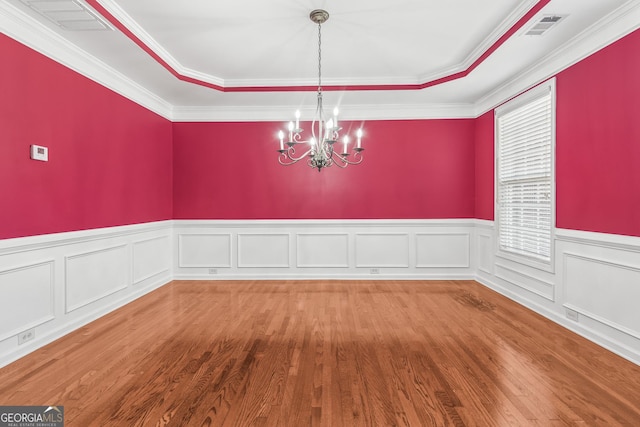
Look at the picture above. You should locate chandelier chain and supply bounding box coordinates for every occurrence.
[317,22,322,92]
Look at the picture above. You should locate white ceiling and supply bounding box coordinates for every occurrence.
[2,0,639,120]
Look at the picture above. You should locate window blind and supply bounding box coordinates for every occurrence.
[497,91,552,261]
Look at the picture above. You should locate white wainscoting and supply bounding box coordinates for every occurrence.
[178,234,232,268]
[65,244,129,313]
[476,221,640,365]
[416,233,470,268]
[355,233,410,268]
[3,218,640,368]
[237,233,290,268]
[173,220,477,280]
[0,260,54,342]
[133,236,171,285]
[296,233,349,268]
[0,221,172,368]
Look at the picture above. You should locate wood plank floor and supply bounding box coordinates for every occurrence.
[1,280,639,426]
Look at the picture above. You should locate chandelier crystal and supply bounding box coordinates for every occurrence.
[277,9,364,172]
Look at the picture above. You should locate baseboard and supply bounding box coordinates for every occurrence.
[475,274,640,366]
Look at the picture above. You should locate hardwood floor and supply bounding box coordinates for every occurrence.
[1,280,639,426]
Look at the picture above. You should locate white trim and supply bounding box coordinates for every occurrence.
[295,233,350,269]
[172,273,477,281]
[475,0,640,116]
[171,103,477,123]
[562,251,640,340]
[475,274,640,366]
[494,77,556,273]
[0,272,168,368]
[2,219,640,368]
[132,235,171,285]
[494,261,554,301]
[64,244,129,313]
[0,220,172,254]
[564,303,640,342]
[415,232,471,268]
[172,218,474,228]
[177,233,232,268]
[473,219,495,229]
[556,228,640,252]
[450,0,541,78]
[0,260,55,342]
[237,233,291,268]
[477,234,493,275]
[0,1,173,119]
[3,0,640,124]
[354,232,410,268]
[0,221,172,368]
[2,0,638,123]
[79,0,540,93]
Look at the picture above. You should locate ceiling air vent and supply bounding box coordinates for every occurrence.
[525,14,567,36]
[20,0,112,31]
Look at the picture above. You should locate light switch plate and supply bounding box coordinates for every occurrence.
[30,145,48,161]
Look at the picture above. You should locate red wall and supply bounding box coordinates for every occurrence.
[173,120,476,219]
[7,25,639,237]
[0,34,173,239]
[472,29,640,236]
[474,111,494,220]
[556,29,640,237]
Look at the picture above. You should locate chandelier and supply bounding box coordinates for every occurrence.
[277,9,364,172]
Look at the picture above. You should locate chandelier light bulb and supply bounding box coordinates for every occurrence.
[278,130,285,150]
[295,110,300,129]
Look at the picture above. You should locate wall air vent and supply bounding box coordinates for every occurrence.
[525,14,567,36]
[20,0,112,31]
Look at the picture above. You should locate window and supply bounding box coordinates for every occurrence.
[496,79,555,266]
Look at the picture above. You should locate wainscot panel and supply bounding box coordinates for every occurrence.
[296,233,349,268]
[416,233,470,268]
[0,221,172,368]
[0,261,54,342]
[173,220,477,280]
[476,222,640,365]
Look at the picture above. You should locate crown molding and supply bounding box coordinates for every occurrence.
[474,0,640,116]
[218,0,540,91]
[3,0,639,123]
[93,0,226,89]
[170,103,477,122]
[434,0,541,82]
[90,0,549,93]
[0,0,173,120]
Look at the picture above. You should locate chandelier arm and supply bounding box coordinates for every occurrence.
[332,150,365,167]
[280,145,312,164]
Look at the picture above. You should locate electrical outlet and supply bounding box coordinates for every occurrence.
[369,268,380,275]
[18,328,35,345]
[566,308,579,322]
[208,268,217,274]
